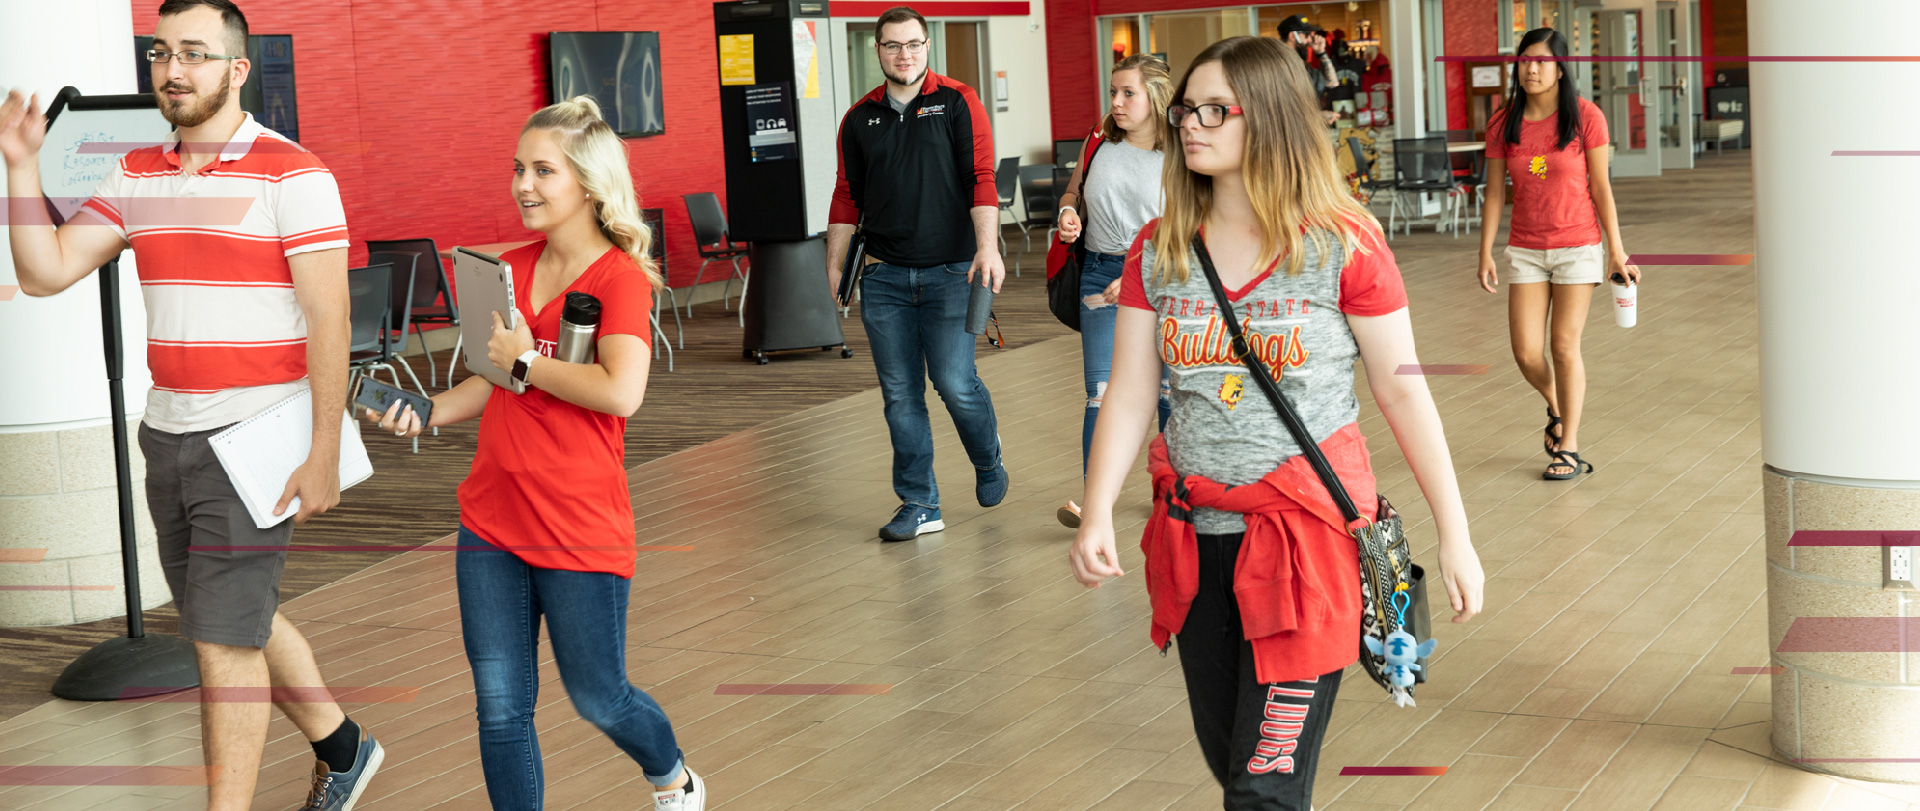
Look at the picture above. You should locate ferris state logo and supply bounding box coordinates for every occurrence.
[1157,302,1311,410]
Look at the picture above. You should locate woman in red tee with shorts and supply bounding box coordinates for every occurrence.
[1476,27,1642,480]
[365,97,704,811]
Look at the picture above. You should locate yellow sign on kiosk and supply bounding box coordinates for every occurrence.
[719,34,756,86]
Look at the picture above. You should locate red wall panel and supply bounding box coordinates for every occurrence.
[131,0,728,289]
[1442,0,1496,132]
[1044,0,1100,143]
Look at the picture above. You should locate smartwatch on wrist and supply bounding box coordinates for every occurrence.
[510,350,540,386]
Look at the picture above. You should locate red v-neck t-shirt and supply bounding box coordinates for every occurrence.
[1484,96,1610,250]
[457,241,655,577]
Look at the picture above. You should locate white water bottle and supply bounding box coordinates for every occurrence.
[1609,272,1637,328]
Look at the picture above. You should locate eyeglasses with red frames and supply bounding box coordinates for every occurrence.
[1167,104,1244,128]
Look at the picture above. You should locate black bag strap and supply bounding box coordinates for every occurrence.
[1190,235,1363,526]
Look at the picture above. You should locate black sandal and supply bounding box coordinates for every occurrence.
[1544,449,1593,480]
[1543,407,1563,456]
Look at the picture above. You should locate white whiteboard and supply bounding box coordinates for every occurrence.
[40,102,173,223]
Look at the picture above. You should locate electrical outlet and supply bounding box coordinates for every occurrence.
[1885,546,1919,590]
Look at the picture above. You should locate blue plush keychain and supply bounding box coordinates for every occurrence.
[1363,586,1438,707]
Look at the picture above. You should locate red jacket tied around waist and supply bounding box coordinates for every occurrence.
[1142,424,1376,684]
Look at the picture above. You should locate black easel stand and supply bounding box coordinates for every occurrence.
[49,260,199,701]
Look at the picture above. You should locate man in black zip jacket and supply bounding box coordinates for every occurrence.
[825,5,1009,542]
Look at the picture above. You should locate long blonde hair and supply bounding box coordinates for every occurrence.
[1151,37,1377,284]
[523,96,662,289]
[1098,54,1173,150]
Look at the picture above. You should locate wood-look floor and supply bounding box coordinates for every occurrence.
[10,153,1900,811]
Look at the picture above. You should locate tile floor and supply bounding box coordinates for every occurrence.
[6,157,1911,810]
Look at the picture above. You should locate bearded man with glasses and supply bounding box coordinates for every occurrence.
[825,5,1010,542]
[1,1,382,808]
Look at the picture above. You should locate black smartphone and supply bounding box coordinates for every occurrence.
[354,377,433,428]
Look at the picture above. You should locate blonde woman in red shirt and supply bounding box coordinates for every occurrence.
[1069,37,1483,809]
[1476,27,1641,480]
[365,97,703,811]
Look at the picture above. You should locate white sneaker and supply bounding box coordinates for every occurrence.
[652,767,705,811]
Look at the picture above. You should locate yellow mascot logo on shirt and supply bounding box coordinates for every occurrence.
[1219,373,1245,410]
[1529,156,1548,179]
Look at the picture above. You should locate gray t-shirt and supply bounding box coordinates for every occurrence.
[886,92,909,115]
[1082,139,1165,255]
[1127,222,1405,533]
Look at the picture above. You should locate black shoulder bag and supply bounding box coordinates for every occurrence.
[1045,136,1103,331]
[1190,236,1434,705]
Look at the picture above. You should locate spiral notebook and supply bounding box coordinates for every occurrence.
[207,389,374,529]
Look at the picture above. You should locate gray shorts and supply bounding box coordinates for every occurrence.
[138,423,291,648]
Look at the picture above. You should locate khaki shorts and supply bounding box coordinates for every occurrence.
[138,423,293,648]
[1506,243,1604,285]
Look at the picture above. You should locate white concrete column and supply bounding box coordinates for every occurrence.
[1751,0,1920,784]
[0,0,169,626]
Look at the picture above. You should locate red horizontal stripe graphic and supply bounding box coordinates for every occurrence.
[1833,151,1920,157]
[1396,364,1489,376]
[120,686,420,703]
[77,140,332,154]
[1775,617,1920,653]
[714,684,893,696]
[1339,766,1449,776]
[830,2,1028,16]
[148,341,305,392]
[0,549,48,563]
[1794,758,1920,763]
[1730,666,1785,675]
[189,545,694,552]
[1788,530,1920,547]
[1626,254,1752,265]
[0,766,216,786]
[1439,55,1920,63]
[0,585,116,591]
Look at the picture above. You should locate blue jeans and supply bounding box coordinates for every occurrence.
[1079,252,1171,472]
[859,261,1002,509]
[457,525,683,810]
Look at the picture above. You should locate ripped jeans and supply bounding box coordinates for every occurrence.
[1080,251,1171,472]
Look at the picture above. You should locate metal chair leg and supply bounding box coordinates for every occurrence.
[736,261,749,328]
[448,332,463,391]
[721,256,744,312]
[686,258,714,318]
[412,322,436,387]
[650,310,674,372]
[655,284,685,349]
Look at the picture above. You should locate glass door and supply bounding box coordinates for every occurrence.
[1592,3,1659,177]
[1655,0,1694,169]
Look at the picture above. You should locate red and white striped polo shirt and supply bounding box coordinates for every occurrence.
[78,113,348,433]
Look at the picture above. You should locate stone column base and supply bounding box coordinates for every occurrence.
[1764,465,1920,784]
[0,423,169,627]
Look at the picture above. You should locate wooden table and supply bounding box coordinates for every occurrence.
[1448,141,1485,153]
[436,240,535,260]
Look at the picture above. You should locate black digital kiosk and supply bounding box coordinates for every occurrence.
[714,0,851,364]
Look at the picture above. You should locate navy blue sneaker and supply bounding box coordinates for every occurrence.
[879,504,944,542]
[976,461,1009,508]
[301,729,384,810]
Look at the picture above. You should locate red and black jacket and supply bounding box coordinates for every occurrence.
[828,72,999,268]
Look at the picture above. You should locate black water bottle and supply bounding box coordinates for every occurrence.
[965,279,994,336]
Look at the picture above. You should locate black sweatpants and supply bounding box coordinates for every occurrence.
[1175,532,1343,810]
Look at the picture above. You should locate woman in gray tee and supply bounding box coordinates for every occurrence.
[1054,54,1173,528]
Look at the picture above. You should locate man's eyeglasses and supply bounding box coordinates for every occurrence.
[1167,104,1245,128]
[145,49,240,66]
[877,40,927,56]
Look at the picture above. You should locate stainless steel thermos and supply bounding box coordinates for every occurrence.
[556,292,601,364]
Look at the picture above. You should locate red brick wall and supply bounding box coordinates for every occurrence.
[131,0,726,288]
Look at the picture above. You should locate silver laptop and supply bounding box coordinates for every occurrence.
[452,247,526,394]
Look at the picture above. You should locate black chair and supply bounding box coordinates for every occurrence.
[1015,164,1056,262]
[346,263,420,453]
[681,192,749,325]
[993,156,1018,259]
[1451,150,1487,234]
[1388,137,1458,237]
[364,251,431,398]
[365,238,458,388]
[1348,136,1396,204]
[1053,138,1081,169]
[640,207,675,371]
